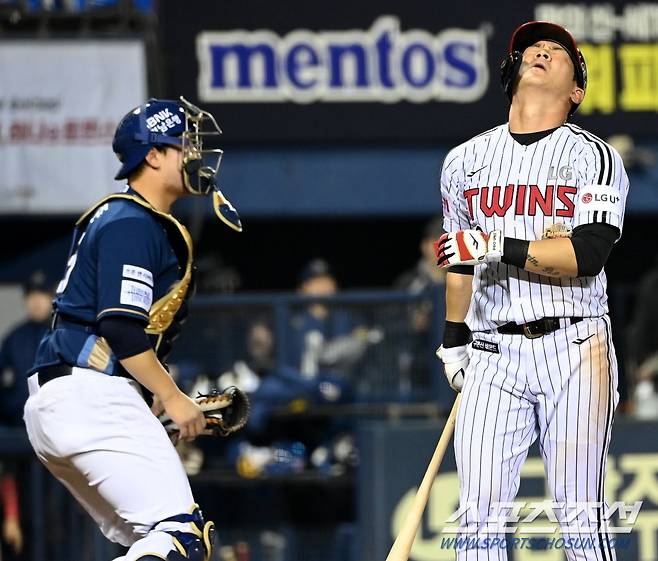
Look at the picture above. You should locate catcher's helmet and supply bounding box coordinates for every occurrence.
[112,97,242,232]
[113,98,186,181]
[500,21,587,116]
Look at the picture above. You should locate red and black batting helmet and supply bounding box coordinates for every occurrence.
[500,21,587,116]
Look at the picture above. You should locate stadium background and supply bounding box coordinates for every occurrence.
[0,0,657,560]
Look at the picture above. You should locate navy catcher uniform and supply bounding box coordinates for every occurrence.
[435,22,629,560]
[23,97,241,561]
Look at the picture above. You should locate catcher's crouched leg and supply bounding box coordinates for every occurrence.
[126,504,216,561]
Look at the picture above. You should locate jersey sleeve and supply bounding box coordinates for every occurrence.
[96,217,162,323]
[440,148,472,233]
[573,141,629,238]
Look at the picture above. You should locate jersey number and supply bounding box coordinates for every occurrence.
[56,253,78,295]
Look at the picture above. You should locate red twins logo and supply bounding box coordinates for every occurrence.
[462,184,577,218]
[582,193,593,204]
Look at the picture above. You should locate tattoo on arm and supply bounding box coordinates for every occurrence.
[526,254,561,277]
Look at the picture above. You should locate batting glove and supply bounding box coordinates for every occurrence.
[434,229,504,268]
[436,344,469,392]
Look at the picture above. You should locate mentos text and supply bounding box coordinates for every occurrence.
[196,16,489,103]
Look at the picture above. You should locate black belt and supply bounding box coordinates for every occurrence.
[37,364,133,387]
[37,364,74,387]
[497,317,583,338]
[51,312,95,333]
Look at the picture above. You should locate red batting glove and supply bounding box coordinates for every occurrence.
[434,229,504,268]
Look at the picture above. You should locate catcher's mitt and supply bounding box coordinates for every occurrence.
[160,386,250,437]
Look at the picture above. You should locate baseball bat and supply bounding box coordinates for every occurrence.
[385,393,462,561]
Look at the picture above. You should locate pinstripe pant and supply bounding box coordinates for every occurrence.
[455,316,618,560]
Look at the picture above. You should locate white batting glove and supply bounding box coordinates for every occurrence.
[436,344,469,392]
[434,229,504,268]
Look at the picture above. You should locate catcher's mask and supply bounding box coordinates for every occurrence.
[500,21,587,117]
[112,96,242,232]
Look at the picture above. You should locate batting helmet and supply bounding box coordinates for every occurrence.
[112,97,242,232]
[500,21,587,116]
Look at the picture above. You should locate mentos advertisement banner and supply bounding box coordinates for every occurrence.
[160,0,658,142]
[195,17,489,105]
[0,41,146,213]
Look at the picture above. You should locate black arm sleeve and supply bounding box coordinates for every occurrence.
[570,223,619,277]
[97,316,152,360]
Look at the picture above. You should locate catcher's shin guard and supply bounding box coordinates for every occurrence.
[154,504,216,561]
[134,551,206,561]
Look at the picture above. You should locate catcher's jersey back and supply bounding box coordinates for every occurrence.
[29,189,181,376]
[440,123,629,332]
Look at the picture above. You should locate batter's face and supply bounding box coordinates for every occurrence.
[517,40,584,106]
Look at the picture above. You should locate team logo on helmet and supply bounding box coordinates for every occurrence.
[145,108,183,134]
[112,97,242,232]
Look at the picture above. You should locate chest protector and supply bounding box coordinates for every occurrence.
[76,194,194,361]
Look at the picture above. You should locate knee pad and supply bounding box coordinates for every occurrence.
[150,504,216,561]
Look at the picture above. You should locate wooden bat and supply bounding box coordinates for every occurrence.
[385,394,462,561]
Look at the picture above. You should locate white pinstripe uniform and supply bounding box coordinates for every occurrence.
[441,122,629,560]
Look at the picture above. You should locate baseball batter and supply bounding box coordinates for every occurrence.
[435,21,629,560]
[23,97,242,561]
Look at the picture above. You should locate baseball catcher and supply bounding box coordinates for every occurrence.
[24,97,246,561]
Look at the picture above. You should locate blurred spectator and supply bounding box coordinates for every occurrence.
[395,219,446,396]
[288,259,381,377]
[0,271,53,426]
[395,217,446,296]
[215,320,347,435]
[607,134,656,175]
[0,468,22,560]
[0,272,49,557]
[627,261,658,419]
[395,217,446,331]
[188,320,349,476]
